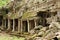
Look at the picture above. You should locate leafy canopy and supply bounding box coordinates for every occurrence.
[0,0,10,7]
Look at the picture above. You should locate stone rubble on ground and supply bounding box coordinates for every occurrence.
[29,21,60,40]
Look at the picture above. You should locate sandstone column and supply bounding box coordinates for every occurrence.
[27,19,29,32]
[34,19,37,28]
[7,19,10,30]
[18,19,20,32]
[21,19,22,32]
[5,19,6,28]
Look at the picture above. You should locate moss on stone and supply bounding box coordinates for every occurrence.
[8,13,20,19]
[22,12,37,19]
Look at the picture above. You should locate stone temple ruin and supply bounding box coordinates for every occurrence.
[0,0,60,39]
[0,0,60,32]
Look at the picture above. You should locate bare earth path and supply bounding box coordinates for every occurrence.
[0,32,25,40]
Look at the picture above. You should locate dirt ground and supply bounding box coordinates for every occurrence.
[0,32,25,40]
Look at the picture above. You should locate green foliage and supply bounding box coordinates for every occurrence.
[2,11,7,17]
[0,0,10,7]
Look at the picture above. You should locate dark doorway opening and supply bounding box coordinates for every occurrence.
[53,37,58,40]
[0,16,3,26]
[37,11,50,27]
[15,19,18,31]
[10,20,13,31]
[29,20,35,30]
[23,21,28,32]
[6,19,8,29]
[37,11,51,18]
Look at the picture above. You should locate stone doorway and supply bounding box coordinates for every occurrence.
[23,21,28,32]
[29,20,35,30]
[15,19,18,31]
[6,19,8,29]
[0,16,3,26]
[10,19,13,31]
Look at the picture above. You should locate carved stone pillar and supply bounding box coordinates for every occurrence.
[27,20,29,32]
[18,19,20,32]
[21,19,22,32]
[7,19,10,30]
[34,19,37,28]
[5,19,6,28]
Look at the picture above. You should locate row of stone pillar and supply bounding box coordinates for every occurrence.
[6,19,23,32]
[17,19,37,32]
[2,18,37,32]
[2,19,18,32]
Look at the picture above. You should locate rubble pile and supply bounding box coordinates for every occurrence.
[28,21,60,40]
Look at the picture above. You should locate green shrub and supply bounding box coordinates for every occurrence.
[0,0,10,7]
